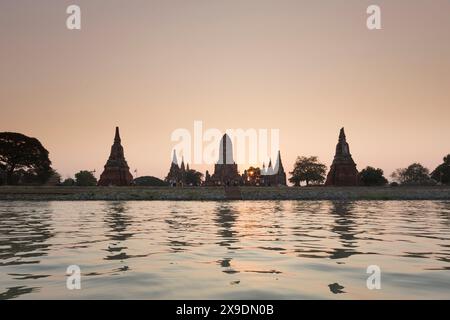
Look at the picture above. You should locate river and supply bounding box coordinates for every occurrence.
[0,201,449,299]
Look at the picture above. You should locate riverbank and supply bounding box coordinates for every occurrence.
[0,186,450,201]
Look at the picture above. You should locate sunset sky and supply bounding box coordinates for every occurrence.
[1,0,449,181]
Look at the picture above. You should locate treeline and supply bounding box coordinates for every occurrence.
[60,172,168,187]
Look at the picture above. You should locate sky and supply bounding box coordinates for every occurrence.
[1,0,449,181]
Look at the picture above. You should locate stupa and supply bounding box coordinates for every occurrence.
[325,128,360,186]
[205,134,242,186]
[98,127,134,186]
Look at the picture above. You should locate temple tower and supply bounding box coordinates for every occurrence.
[274,150,287,186]
[205,134,242,186]
[98,127,134,186]
[325,128,360,186]
[165,150,186,186]
[261,151,287,186]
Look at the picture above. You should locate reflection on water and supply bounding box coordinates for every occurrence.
[330,202,359,260]
[214,203,239,275]
[214,202,238,247]
[104,202,133,262]
[0,203,53,299]
[103,202,135,279]
[0,200,449,299]
[0,204,54,266]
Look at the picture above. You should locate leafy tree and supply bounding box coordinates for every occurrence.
[45,169,62,186]
[289,156,327,186]
[244,166,261,185]
[134,176,168,186]
[185,169,203,186]
[431,154,450,185]
[360,166,388,186]
[0,132,52,185]
[391,163,434,185]
[74,170,97,186]
[61,178,76,186]
[0,168,5,185]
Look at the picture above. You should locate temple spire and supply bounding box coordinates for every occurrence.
[180,156,185,172]
[218,134,234,165]
[172,150,178,165]
[339,127,346,142]
[325,127,359,186]
[260,151,287,185]
[267,158,274,175]
[98,126,133,186]
[275,150,284,173]
[205,133,242,186]
[114,126,121,143]
[165,151,185,186]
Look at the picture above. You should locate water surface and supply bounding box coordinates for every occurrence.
[0,201,449,299]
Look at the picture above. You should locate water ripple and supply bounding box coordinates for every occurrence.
[0,200,449,299]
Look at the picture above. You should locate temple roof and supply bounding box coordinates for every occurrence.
[114,126,121,143]
[339,127,346,142]
[262,151,284,175]
[180,156,185,171]
[275,150,284,173]
[172,150,178,165]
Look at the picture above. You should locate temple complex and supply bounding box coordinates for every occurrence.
[205,134,242,186]
[260,151,287,186]
[325,128,360,186]
[98,127,134,186]
[165,150,186,186]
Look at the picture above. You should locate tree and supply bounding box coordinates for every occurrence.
[360,166,388,186]
[0,168,5,185]
[185,169,203,186]
[431,154,450,185]
[0,132,52,185]
[244,166,261,186]
[46,169,62,186]
[74,170,97,186]
[391,163,434,185]
[61,178,76,186]
[134,176,168,186]
[289,156,327,186]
